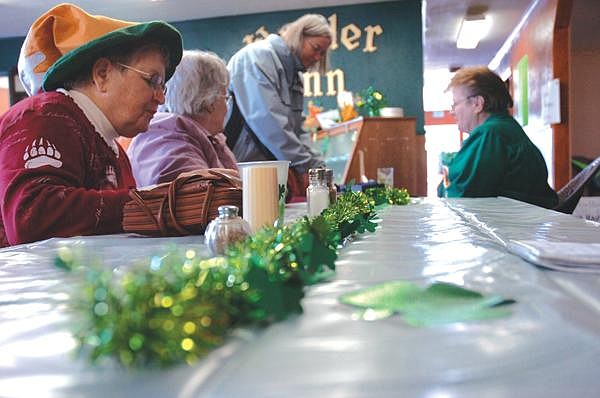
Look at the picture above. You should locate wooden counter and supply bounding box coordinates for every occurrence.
[317,116,426,196]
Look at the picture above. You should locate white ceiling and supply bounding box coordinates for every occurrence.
[0,0,533,73]
[423,0,533,71]
[0,0,392,38]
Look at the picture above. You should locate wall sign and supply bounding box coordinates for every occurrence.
[514,55,529,126]
[174,0,424,133]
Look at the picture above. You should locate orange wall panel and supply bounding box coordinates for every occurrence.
[0,87,9,114]
[424,110,455,126]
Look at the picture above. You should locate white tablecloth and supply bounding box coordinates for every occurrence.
[1,197,599,398]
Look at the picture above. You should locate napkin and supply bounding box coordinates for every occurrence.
[507,240,600,273]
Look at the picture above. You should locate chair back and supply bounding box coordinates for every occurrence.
[554,155,600,213]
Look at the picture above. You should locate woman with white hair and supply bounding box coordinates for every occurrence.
[128,50,237,187]
[225,14,332,197]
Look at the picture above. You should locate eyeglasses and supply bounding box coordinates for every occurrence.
[306,40,328,57]
[451,95,477,110]
[118,63,166,94]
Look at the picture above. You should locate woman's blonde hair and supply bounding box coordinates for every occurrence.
[279,14,332,74]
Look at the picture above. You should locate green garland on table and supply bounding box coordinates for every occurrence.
[56,187,410,368]
[365,186,410,206]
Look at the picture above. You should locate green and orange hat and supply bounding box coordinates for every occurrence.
[18,3,183,96]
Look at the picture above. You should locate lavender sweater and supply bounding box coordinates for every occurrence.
[128,112,238,187]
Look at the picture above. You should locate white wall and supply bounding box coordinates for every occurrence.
[424,124,461,197]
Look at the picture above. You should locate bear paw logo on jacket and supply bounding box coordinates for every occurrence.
[23,138,62,169]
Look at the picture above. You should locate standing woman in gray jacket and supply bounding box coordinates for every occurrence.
[226,14,332,197]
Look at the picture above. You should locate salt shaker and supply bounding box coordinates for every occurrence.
[307,168,330,217]
[323,168,337,204]
[204,205,251,256]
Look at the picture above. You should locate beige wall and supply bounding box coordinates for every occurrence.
[570,0,600,161]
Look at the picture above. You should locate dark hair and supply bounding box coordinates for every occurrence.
[448,66,513,113]
[63,39,170,90]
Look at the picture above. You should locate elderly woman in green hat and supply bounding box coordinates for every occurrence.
[0,3,183,247]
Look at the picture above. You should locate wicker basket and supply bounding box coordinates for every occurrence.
[122,168,242,236]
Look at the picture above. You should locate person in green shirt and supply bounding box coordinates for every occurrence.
[438,66,558,208]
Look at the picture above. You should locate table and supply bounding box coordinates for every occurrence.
[1,198,599,397]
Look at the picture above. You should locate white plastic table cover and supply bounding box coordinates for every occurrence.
[1,197,599,398]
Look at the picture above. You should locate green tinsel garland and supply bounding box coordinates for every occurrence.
[56,187,410,368]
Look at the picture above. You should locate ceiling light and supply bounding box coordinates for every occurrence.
[456,14,491,49]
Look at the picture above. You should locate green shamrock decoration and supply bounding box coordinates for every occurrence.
[340,281,515,327]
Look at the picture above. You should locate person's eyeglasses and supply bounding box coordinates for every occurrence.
[306,40,328,57]
[118,63,166,94]
[451,95,477,110]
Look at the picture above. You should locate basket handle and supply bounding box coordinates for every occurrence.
[129,170,233,236]
[128,189,162,233]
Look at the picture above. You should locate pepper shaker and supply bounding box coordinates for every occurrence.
[205,205,251,256]
[323,168,337,204]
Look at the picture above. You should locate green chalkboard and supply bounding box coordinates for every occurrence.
[0,37,23,77]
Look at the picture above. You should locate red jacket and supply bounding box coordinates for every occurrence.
[0,92,135,247]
